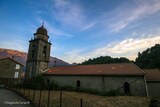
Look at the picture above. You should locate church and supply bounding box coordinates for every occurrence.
[25,25,160,97]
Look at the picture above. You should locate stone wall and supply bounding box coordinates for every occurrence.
[0,58,23,78]
[147,81,160,97]
[103,76,147,96]
[44,75,147,96]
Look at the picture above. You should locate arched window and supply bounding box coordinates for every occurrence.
[32,50,35,58]
[43,46,47,59]
[47,79,50,85]
[31,44,36,59]
[77,80,80,88]
[33,44,35,48]
[124,82,130,95]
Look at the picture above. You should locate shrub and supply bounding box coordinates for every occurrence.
[22,75,46,90]
[47,80,60,90]
[102,89,124,96]
[149,98,160,107]
[20,77,124,96]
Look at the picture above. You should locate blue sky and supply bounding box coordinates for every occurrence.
[0,0,160,64]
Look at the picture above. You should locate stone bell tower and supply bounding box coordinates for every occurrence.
[25,24,51,78]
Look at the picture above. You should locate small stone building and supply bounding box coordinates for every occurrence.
[0,57,24,79]
[43,63,148,96]
[143,69,160,97]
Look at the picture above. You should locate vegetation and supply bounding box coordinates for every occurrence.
[135,44,160,69]
[79,56,130,65]
[22,75,47,89]
[53,85,124,96]
[20,76,123,96]
[149,98,160,107]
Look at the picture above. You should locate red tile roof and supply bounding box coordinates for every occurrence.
[43,63,145,76]
[143,69,160,81]
[0,57,24,66]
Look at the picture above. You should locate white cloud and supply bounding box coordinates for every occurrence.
[80,21,97,31]
[52,0,85,28]
[107,0,160,32]
[54,0,69,6]
[50,0,98,31]
[62,35,160,63]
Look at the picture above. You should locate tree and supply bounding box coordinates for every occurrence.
[79,56,130,65]
[135,44,160,69]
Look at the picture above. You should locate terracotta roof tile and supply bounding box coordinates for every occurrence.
[43,63,144,76]
[143,69,160,81]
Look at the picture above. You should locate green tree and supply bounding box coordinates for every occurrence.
[135,44,160,69]
[80,56,130,65]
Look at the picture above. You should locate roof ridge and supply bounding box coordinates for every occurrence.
[0,57,24,66]
[50,62,133,69]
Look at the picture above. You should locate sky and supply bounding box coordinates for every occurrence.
[0,0,160,64]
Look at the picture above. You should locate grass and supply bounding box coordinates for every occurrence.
[11,88,153,107]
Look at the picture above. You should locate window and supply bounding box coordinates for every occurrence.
[32,50,35,58]
[33,44,35,48]
[124,82,130,95]
[47,79,50,85]
[77,80,80,88]
[29,66,32,78]
[43,46,47,59]
[14,72,19,78]
[15,64,20,69]
[31,44,36,59]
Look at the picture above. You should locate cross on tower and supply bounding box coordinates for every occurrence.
[42,22,44,27]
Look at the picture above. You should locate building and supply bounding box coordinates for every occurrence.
[26,25,160,97]
[0,57,24,79]
[43,63,148,96]
[143,69,160,97]
[25,24,51,78]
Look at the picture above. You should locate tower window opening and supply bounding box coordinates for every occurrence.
[43,46,47,59]
[32,50,35,58]
[33,44,35,47]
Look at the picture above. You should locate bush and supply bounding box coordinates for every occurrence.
[22,75,47,90]
[149,98,160,107]
[102,89,124,96]
[47,80,60,90]
[51,84,123,96]
[20,77,123,96]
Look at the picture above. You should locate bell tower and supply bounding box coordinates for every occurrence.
[25,24,51,78]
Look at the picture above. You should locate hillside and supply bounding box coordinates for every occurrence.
[0,48,70,67]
